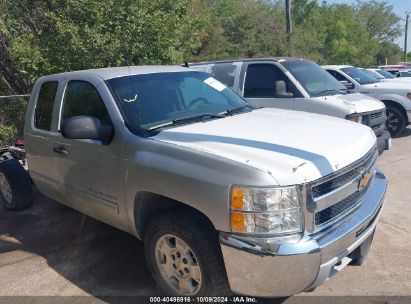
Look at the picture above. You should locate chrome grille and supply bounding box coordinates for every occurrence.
[310,147,377,230]
[363,110,386,137]
[314,183,370,226]
[311,149,376,198]
[370,112,383,119]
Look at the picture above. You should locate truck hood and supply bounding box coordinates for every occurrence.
[381,78,411,83]
[151,108,376,185]
[362,81,411,93]
[314,93,385,114]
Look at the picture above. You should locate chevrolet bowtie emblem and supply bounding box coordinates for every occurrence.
[358,172,372,190]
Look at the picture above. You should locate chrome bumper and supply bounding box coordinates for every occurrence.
[219,169,387,297]
[376,130,391,154]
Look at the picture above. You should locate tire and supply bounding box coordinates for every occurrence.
[144,209,231,296]
[386,105,406,137]
[0,158,33,210]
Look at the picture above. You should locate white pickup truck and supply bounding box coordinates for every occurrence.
[325,65,411,137]
[188,58,390,154]
[0,66,387,297]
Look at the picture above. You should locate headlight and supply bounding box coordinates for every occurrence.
[407,93,411,100]
[346,114,363,124]
[230,186,303,235]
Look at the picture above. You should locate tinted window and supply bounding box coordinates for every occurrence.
[61,81,111,126]
[399,71,411,77]
[244,64,299,98]
[377,69,395,78]
[362,69,383,79]
[326,70,347,81]
[35,81,58,130]
[211,63,237,88]
[340,67,378,85]
[281,60,345,96]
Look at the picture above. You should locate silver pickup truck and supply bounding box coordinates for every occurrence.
[0,66,387,297]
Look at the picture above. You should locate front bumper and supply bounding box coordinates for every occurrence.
[376,129,391,154]
[407,111,411,124]
[219,169,387,297]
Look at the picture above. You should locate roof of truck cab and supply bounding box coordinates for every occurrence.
[38,66,194,81]
[189,57,307,66]
[322,65,352,69]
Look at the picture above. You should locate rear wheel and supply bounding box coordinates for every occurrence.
[144,209,231,296]
[0,159,33,210]
[386,105,406,137]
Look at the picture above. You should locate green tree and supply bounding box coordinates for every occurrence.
[194,0,287,61]
[1,0,206,91]
[354,0,402,43]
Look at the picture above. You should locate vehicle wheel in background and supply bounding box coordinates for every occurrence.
[385,105,406,137]
[0,159,33,210]
[144,209,231,296]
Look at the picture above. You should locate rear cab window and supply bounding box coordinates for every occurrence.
[210,63,238,89]
[34,81,59,131]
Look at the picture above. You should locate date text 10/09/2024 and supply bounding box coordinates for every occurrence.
[149,297,258,303]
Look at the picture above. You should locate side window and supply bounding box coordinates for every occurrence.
[34,81,58,131]
[244,64,298,98]
[210,63,237,88]
[327,70,347,81]
[61,81,111,127]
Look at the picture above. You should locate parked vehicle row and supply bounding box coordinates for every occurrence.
[377,65,411,78]
[189,58,391,153]
[324,65,411,137]
[0,61,389,298]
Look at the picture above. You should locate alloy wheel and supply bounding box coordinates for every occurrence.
[155,234,203,295]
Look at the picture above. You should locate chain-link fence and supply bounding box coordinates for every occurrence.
[0,95,29,147]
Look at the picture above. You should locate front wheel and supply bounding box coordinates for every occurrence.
[144,209,231,296]
[386,105,406,137]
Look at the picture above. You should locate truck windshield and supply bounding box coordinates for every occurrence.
[362,69,383,79]
[281,60,346,97]
[106,71,250,132]
[341,67,379,85]
[376,69,395,78]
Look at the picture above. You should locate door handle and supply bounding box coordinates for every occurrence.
[53,146,69,156]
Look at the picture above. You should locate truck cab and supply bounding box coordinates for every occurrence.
[325,65,411,137]
[189,58,390,154]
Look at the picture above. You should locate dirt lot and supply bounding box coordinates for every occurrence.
[1,129,411,304]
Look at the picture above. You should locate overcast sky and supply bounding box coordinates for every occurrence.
[324,0,410,51]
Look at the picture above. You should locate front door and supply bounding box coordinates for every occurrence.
[51,77,125,229]
[241,63,299,110]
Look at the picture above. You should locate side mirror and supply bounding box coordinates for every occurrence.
[340,80,354,90]
[62,116,114,145]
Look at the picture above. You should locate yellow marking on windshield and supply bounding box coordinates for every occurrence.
[124,94,138,103]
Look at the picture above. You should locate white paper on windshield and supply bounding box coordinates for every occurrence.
[204,77,226,92]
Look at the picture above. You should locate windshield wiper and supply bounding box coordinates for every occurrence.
[312,89,340,96]
[148,113,225,131]
[172,112,225,123]
[224,104,255,115]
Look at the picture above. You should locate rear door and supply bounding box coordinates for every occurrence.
[25,79,63,202]
[240,62,300,110]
